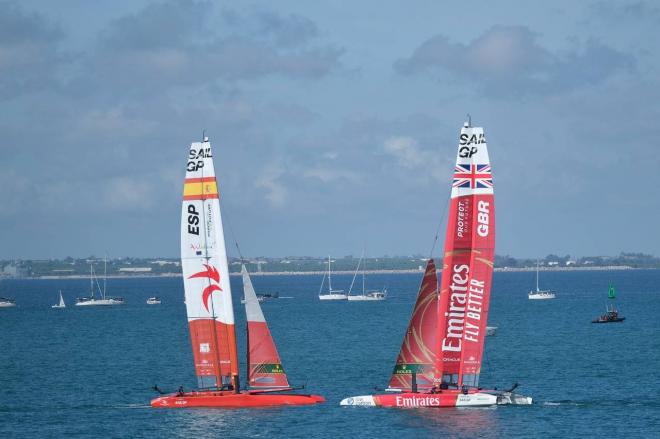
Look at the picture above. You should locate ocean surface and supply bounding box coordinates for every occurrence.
[1,269,660,438]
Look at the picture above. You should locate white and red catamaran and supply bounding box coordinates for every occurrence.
[340,119,531,408]
[151,136,324,408]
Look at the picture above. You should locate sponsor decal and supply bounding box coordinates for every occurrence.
[205,203,214,240]
[190,243,214,256]
[441,264,485,352]
[395,395,441,407]
[453,164,492,189]
[200,343,210,353]
[253,363,286,374]
[188,264,223,311]
[456,199,470,238]
[392,363,429,375]
[187,204,200,235]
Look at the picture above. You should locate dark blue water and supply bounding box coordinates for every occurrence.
[1,270,660,438]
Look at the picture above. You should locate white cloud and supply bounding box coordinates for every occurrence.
[395,25,632,96]
[382,136,447,182]
[255,164,288,208]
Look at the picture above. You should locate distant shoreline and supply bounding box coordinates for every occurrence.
[6,265,644,280]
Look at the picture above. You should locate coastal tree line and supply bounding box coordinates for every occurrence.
[2,252,660,278]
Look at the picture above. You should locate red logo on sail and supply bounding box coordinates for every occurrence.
[188,264,223,311]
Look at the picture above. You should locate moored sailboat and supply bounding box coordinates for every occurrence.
[76,261,124,306]
[347,252,386,301]
[150,135,323,408]
[0,297,17,307]
[318,256,347,300]
[528,260,555,300]
[340,118,531,408]
[52,291,66,309]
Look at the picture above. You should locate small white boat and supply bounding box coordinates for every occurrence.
[77,297,125,306]
[347,251,386,301]
[318,256,347,300]
[146,297,161,305]
[0,297,17,308]
[528,261,555,300]
[52,291,66,309]
[347,290,387,301]
[75,260,125,306]
[486,326,497,336]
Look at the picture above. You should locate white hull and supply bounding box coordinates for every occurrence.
[338,392,499,407]
[146,298,161,305]
[0,302,17,308]
[456,393,498,407]
[75,298,124,306]
[347,295,385,301]
[528,292,555,300]
[319,294,348,301]
[51,305,66,309]
[339,391,531,407]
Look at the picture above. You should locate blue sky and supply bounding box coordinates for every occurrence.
[1,1,658,259]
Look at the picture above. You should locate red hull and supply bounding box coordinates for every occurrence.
[375,392,460,407]
[151,390,325,408]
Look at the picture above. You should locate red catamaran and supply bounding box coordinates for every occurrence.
[340,119,532,408]
[151,136,324,408]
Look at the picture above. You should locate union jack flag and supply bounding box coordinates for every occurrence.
[452,164,493,189]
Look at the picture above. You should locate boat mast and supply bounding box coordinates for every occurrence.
[203,135,225,390]
[327,256,332,293]
[245,321,250,390]
[536,260,540,292]
[90,264,94,299]
[103,256,107,299]
[362,251,366,295]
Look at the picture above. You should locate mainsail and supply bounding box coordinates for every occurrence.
[388,259,438,391]
[181,138,239,390]
[242,265,290,389]
[436,121,495,389]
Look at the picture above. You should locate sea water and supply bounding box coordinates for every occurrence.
[1,270,659,438]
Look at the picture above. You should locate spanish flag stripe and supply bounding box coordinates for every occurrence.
[185,177,216,183]
[183,181,218,196]
[183,194,219,200]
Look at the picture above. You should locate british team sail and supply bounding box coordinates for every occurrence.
[436,121,495,389]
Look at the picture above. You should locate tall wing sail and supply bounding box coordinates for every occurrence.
[242,265,290,389]
[388,259,438,391]
[436,122,495,389]
[181,139,239,389]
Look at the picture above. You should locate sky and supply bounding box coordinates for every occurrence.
[1,0,659,259]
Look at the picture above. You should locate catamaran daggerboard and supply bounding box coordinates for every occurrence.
[340,119,532,408]
[151,136,324,408]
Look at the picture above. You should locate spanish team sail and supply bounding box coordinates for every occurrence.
[242,265,291,389]
[180,137,239,390]
[339,119,532,407]
[435,120,495,389]
[387,259,438,391]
